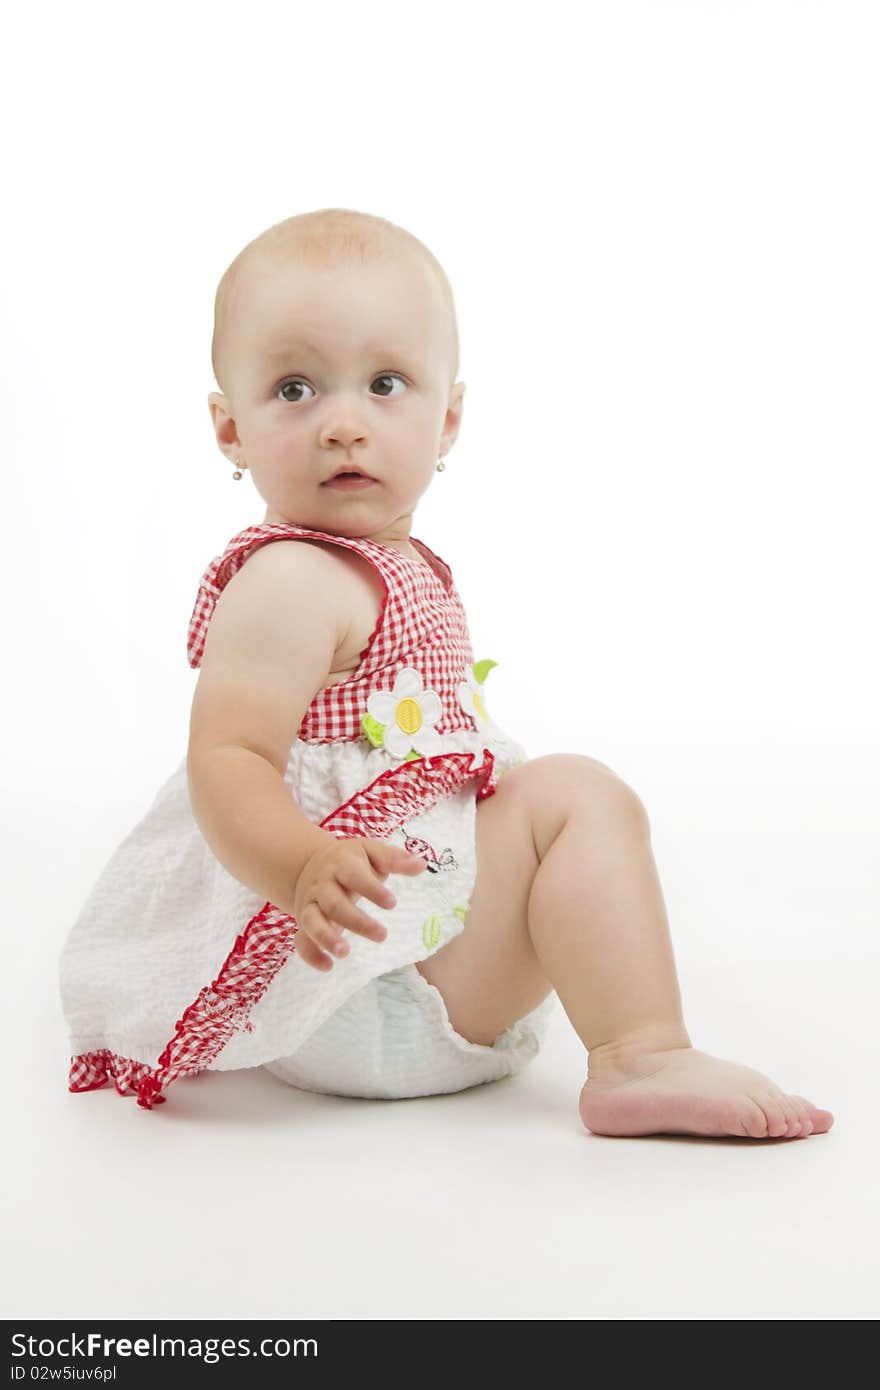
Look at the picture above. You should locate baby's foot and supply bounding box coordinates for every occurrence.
[579,1045,834,1140]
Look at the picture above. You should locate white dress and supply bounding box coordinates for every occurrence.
[59,524,558,1107]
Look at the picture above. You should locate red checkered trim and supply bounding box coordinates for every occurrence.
[68,747,497,1109]
[68,1052,156,1097]
[186,524,479,743]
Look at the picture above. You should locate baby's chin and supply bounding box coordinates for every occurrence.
[261,501,395,536]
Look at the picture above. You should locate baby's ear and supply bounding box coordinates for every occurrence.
[207,391,236,437]
[207,393,240,455]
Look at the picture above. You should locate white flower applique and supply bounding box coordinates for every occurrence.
[361,666,445,762]
[457,658,504,737]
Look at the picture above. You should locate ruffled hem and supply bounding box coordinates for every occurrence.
[68,1050,162,1099]
[69,746,498,1110]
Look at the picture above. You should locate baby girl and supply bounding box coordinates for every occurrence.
[60,207,833,1138]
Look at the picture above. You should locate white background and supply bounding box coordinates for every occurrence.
[2,0,877,1321]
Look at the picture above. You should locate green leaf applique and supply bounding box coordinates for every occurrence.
[361,712,386,748]
[472,658,498,685]
[421,914,443,950]
[362,714,424,762]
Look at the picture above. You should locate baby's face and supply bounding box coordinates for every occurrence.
[208,257,464,540]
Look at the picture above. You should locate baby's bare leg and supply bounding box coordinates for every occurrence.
[416,754,833,1140]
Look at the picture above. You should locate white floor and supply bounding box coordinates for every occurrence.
[5,724,878,1320]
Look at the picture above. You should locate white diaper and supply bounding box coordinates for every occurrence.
[263,965,558,1100]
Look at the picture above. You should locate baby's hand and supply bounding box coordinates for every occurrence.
[292,836,427,971]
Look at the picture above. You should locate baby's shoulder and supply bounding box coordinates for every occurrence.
[222,535,386,674]
[234,534,385,604]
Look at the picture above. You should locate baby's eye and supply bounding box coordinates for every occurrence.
[277,379,316,404]
[371,373,407,397]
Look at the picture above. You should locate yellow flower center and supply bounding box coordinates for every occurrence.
[395,697,423,735]
[473,690,488,722]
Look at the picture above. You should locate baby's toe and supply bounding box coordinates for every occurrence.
[758,1092,791,1139]
[801,1098,834,1134]
[778,1094,806,1139]
[739,1097,770,1138]
[787,1094,814,1138]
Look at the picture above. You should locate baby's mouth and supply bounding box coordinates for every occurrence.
[324,470,378,489]
[325,463,375,480]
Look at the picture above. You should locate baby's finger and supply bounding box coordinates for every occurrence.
[297,901,350,963]
[367,842,429,876]
[318,884,389,942]
[336,859,399,911]
[293,929,334,971]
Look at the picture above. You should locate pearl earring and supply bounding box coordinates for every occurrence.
[436,456,445,471]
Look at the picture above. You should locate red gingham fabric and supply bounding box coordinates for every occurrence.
[69,523,499,1108]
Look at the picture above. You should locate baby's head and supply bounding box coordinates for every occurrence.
[208,208,465,539]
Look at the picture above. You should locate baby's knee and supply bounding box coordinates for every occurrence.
[524,752,648,827]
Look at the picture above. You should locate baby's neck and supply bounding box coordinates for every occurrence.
[261,508,417,551]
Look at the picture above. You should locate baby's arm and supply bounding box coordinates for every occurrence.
[186,540,349,914]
